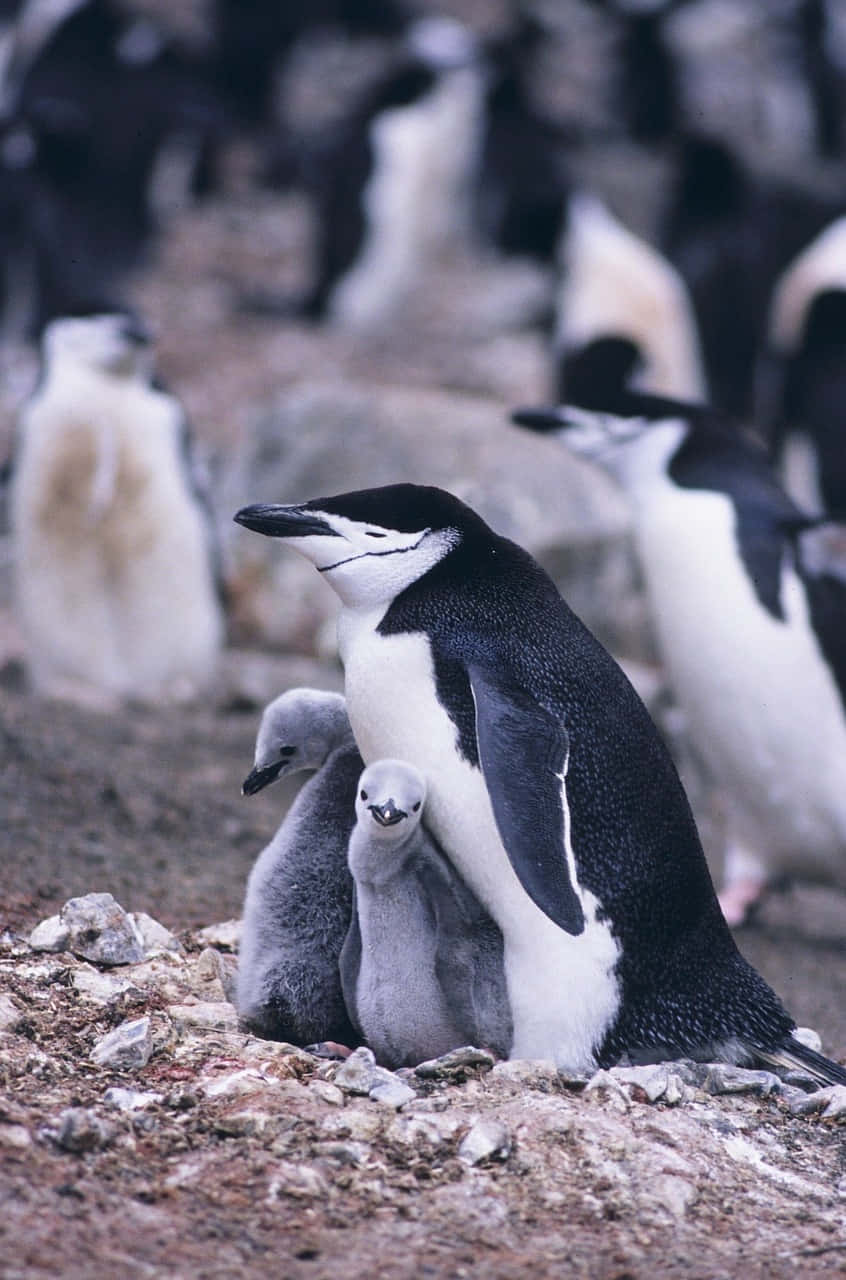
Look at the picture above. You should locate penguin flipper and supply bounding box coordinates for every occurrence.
[467,663,585,936]
[756,1034,846,1088]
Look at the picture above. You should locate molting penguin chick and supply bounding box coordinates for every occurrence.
[237,687,361,1048]
[11,309,224,706]
[234,483,846,1083]
[513,393,846,930]
[760,215,846,514]
[340,758,511,1069]
[554,193,706,405]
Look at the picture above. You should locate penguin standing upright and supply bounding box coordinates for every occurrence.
[11,308,224,705]
[341,758,511,1068]
[234,483,846,1083]
[512,392,846,929]
[237,687,361,1048]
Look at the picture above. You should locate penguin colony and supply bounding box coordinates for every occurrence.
[1,2,844,1082]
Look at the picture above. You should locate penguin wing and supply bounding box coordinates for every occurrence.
[338,893,364,1039]
[467,662,585,936]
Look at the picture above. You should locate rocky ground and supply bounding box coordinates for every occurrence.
[2,7,846,1268]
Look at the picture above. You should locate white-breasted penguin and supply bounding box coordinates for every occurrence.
[341,758,511,1069]
[759,215,846,514]
[10,308,224,705]
[513,391,846,932]
[234,483,846,1084]
[554,193,707,405]
[236,687,361,1048]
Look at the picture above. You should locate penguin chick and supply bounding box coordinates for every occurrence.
[340,759,512,1069]
[233,483,846,1083]
[512,392,846,930]
[237,687,361,1048]
[11,308,224,706]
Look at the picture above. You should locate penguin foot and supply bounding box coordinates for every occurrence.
[304,1041,354,1060]
[718,876,767,927]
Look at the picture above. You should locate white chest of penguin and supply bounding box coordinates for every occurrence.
[632,481,846,874]
[337,606,621,1071]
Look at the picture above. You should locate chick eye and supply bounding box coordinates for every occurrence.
[364,530,386,538]
[279,746,296,758]
[412,801,421,812]
[360,789,368,801]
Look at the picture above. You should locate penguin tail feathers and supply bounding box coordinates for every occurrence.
[756,1036,846,1088]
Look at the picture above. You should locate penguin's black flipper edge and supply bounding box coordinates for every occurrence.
[467,663,585,936]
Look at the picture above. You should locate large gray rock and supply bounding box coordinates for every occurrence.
[30,894,145,966]
[226,380,642,659]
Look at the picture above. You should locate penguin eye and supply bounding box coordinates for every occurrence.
[360,789,368,801]
[279,746,296,759]
[412,801,421,812]
[364,530,386,538]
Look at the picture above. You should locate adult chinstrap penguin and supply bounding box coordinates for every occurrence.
[236,687,361,1049]
[10,308,224,706]
[341,758,511,1069]
[234,483,846,1085]
[512,392,846,935]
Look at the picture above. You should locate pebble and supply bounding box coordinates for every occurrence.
[90,1016,153,1070]
[489,1059,559,1091]
[369,1078,417,1109]
[702,1064,782,1098]
[793,1027,823,1053]
[319,1109,385,1142]
[414,1047,495,1080]
[54,1107,113,1153]
[458,1118,511,1165]
[266,1162,329,1201]
[310,1081,344,1107]
[167,1001,239,1032]
[0,994,21,1032]
[31,894,145,966]
[128,912,182,957]
[103,1087,163,1112]
[0,1123,31,1149]
[585,1069,631,1109]
[334,1047,395,1096]
[72,966,134,1004]
[786,1084,846,1120]
[193,920,242,951]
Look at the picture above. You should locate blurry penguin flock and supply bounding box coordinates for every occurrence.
[2,0,846,1082]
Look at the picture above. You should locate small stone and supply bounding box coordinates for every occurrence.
[311,1139,371,1166]
[0,1124,31,1149]
[414,1046,495,1080]
[663,1073,686,1106]
[201,1068,277,1098]
[0,994,21,1032]
[793,1027,823,1054]
[652,1174,697,1219]
[61,894,145,966]
[90,1016,153,1070]
[72,966,134,1004]
[103,1087,162,1112]
[167,1001,239,1032]
[319,1109,385,1142]
[28,915,70,954]
[128,912,182,958]
[703,1065,781,1097]
[822,1086,846,1120]
[489,1059,559,1091]
[193,920,242,951]
[267,1162,329,1201]
[193,948,239,1004]
[369,1078,416,1109]
[310,1081,344,1107]
[791,1085,846,1120]
[54,1107,113,1153]
[334,1046,381,1095]
[585,1069,631,1108]
[458,1118,511,1165]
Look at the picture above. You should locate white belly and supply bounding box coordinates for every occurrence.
[338,608,620,1070]
[635,486,846,882]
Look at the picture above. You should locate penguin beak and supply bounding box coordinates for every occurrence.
[368,801,407,827]
[233,504,340,539]
[242,760,284,796]
[510,406,567,434]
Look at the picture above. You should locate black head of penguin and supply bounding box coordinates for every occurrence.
[556,336,644,408]
[779,289,846,513]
